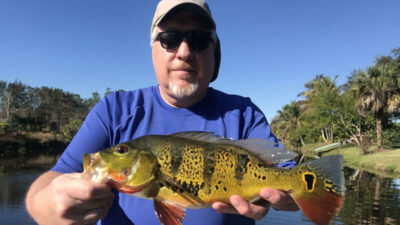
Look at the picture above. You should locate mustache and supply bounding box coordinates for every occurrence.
[171,62,197,71]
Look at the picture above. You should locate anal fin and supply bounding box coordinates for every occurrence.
[154,199,186,225]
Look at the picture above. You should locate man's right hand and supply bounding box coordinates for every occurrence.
[26,171,114,225]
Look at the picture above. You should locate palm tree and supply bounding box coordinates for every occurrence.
[271,101,305,146]
[351,56,400,151]
[299,75,341,143]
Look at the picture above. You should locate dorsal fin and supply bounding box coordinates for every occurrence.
[235,138,298,164]
[170,132,297,165]
[171,131,226,143]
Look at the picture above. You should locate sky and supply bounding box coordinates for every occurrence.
[1,0,399,122]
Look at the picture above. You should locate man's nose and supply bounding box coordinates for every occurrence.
[176,39,193,60]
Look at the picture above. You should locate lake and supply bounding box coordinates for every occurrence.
[1,158,399,225]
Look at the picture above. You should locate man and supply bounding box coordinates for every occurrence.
[26,0,298,224]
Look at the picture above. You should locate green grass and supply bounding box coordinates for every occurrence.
[320,145,400,178]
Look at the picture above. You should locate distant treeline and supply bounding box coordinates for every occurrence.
[1,48,399,154]
[0,80,122,141]
[271,47,400,153]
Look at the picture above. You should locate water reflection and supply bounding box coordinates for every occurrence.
[0,158,399,225]
[0,157,56,225]
[339,168,400,225]
[0,171,44,225]
[259,167,400,225]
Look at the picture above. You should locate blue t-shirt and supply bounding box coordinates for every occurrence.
[52,85,292,225]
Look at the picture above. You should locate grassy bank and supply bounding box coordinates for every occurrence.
[298,143,400,178]
[332,146,400,178]
[0,132,67,159]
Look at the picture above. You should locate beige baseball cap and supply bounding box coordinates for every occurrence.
[151,0,216,35]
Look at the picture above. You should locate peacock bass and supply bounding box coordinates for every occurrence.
[83,132,345,225]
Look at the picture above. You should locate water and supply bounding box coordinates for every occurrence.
[257,168,400,225]
[1,161,399,225]
[0,157,57,225]
[0,171,40,225]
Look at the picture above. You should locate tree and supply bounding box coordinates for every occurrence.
[271,101,305,147]
[299,75,342,143]
[0,81,7,122]
[104,87,113,97]
[351,54,400,151]
[2,81,33,132]
[104,88,125,97]
[61,119,83,141]
[84,91,101,111]
[336,90,364,147]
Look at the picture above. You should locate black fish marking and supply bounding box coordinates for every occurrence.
[203,144,216,181]
[304,174,315,191]
[170,144,183,176]
[235,153,250,181]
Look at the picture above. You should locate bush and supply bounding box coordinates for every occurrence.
[61,119,83,142]
[382,127,400,146]
[0,122,9,135]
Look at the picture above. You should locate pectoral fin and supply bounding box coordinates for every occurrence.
[107,180,147,194]
[154,199,186,225]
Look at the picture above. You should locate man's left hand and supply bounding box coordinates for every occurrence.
[212,188,299,220]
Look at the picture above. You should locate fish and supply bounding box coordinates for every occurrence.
[83,132,345,225]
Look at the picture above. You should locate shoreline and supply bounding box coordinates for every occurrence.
[299,145,400,178]
[0,133,67,160]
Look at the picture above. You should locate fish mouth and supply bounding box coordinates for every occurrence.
[107,179,150,194]
[83,153,110,183]
[83,153,100,169]
[84,153,155,194]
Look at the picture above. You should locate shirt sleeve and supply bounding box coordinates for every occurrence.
[51,98,112,173]
[276,160,296,168]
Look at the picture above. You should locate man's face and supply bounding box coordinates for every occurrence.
[152,10,215,107]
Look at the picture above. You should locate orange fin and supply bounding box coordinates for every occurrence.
[293,155,345,225]
[107,180,146,194]
[294,191,344,225]
[154,199,186,225]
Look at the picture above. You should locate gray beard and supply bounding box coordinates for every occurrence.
[169,81,199,98]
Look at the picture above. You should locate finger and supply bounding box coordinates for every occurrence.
[260,188,299,211]
[260,188,287,204]
[212,201,238,214]
[62,175,113,200]
[80,208,108,224]
[74,193,114,211]
[230,195,250,215]
[248,204,270,220]
[81,202,113,224]
[62,193,114,222]
[230,195,270,220]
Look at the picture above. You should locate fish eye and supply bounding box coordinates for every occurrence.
[115,145,128,154]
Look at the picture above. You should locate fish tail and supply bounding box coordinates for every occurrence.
[291,155,345,225]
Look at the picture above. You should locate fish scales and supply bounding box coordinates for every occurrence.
[153,137,217,199]
[150,135,299,204]
[83,132,345,225]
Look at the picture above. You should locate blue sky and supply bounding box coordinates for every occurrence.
[1,0,399,122]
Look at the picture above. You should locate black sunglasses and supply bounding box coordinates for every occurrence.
[155,31,213,51]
